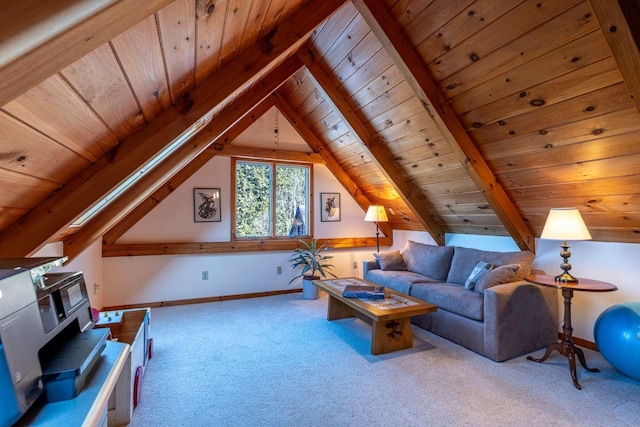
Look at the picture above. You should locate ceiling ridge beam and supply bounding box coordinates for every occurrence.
[272,91,394,240]
[0,0,175,107]
[297,52,446,245]
[352,0,534,252]
[588,0,640,116]
[0,0,346,258]
[70,60,296,255]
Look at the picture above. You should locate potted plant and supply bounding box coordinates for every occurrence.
[288,239,337,299]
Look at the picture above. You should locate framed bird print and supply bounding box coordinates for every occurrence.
[320,192,340,222]
[194,188,221,222]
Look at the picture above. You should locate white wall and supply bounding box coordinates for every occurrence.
[103,157,379,306]
[117,157,232,243]
[534,239,640,342]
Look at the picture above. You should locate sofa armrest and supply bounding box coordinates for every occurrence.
[362,260,380,280]
[483,280,558,361]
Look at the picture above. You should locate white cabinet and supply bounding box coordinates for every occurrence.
[95,308,151,426]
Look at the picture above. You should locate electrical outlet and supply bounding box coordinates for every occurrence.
[202,271,208,280]
[353,261,358,269]
[277,266,282,274]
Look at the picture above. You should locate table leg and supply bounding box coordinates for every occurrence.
[527,342,562,363]
[574,346,600,373]
[326,295,353,320]
[371,317,413,355]
[527,288,598,390]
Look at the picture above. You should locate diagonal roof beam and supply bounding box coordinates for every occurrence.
[298,53,445,245]
[65,60,300,260]
[0,0,346,258]
[588,0,640,116]
[0,0,174,106]
[272,91,394,243]
[352,0,535,252]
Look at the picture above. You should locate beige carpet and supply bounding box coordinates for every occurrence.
[131,293,640,426]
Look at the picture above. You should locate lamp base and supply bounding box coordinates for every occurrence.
[555,271,579,283]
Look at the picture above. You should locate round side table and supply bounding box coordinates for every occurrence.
[524,274,617,390]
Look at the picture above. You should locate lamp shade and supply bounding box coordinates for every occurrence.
[364,205,388,222]
[540,208,592,241]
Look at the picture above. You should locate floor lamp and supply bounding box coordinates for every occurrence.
[365,205,388,252]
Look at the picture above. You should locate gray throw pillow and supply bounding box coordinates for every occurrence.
[374,250,407,271]
[464,261,493,290]
[401,240,454,282]
[474,264,520,293]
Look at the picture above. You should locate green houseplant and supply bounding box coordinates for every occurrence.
[288,239,337,299]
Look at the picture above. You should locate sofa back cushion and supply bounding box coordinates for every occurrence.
[401,241,454,282]
[446,246,534,286]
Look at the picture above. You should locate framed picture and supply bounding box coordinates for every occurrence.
[194,188,221,222]
[320,192,341,222]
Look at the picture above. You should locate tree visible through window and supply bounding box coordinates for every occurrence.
[233,159,310,239]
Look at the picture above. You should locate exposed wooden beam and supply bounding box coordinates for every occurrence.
[210,145,325,164]
[297,53,446,246]
[102,98,275,246]
[102,99,274,246]
[64,59,301,260]
[102,237,391,257]
[0,0,346,258]
[352,0,535,252]
[272,91,394,241]
[0,0,175,106]
[588,0,640,115]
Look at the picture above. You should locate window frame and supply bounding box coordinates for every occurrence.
[231,158,313,241]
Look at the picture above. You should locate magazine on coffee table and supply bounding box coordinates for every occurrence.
[322,279,419,309]
[342,284,385,299]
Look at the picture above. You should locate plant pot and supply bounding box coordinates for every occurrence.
[302,276,320,300]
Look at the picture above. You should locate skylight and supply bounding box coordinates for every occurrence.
[70,118,208,227]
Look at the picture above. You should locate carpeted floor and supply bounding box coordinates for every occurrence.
[131,293,640,426]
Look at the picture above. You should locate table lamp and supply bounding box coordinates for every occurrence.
[364,205,388,252]
[540,207,592,283]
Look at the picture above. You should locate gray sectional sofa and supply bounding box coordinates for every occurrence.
[363,241,558,361]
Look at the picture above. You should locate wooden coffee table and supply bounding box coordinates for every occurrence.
[312,277,437,355]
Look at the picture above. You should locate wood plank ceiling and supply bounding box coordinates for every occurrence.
[0,0,639,260]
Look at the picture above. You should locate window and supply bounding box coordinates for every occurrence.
[232,159,311,239]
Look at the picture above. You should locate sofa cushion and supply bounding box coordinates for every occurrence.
[410,283,484,321]
[401,241,454,282]
[475,264,519,293]
[373,250,407,271]
[446,247,534,285]
[366,269,439,294]
[464,261,493,290]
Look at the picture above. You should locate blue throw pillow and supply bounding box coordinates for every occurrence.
[464,261,493,290]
